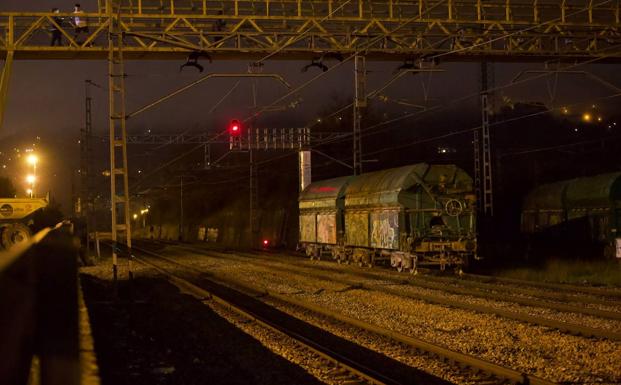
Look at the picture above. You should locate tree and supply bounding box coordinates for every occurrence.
[0,177,16,198]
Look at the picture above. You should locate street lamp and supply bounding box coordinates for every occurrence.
[26,174,36,197]
[26,154,38,198]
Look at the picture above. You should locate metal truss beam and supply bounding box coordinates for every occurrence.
[2,1,621,61]
[0,50,13,127]
[126,129,349,146]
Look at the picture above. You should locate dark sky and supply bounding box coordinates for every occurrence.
[2,1,621,213]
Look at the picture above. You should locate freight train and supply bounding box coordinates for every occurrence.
[522,172,621,258]
[0,196,48,249]
[299,164,477,273]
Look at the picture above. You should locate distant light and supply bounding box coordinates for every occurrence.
[26,154,38,165]
[592,104,597,108]
[133,213,138,220]
[138,170,142,174]
[26,188,32,195]
[582,113,592,122]
[263,239,269,246]
[574,128,579,132]
[316,118,322,123]
[26,175,35,184]
[561,107,569,114]
[597,117,603,122]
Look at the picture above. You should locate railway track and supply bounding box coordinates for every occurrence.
[236,247,621,307]
[129,244,557,385]
[459,272,621,300]
[154,240,621,305]
[166,243,621,341]
[129,248,405,385]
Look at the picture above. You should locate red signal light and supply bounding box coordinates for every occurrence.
[262,239,269,246]
[229,119,241,135]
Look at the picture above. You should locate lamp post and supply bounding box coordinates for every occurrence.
[26,154,38,198]
[26,174,36,198]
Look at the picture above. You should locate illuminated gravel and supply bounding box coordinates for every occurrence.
[163,245,621,384]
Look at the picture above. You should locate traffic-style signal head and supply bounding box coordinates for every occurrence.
[229,119,241,135]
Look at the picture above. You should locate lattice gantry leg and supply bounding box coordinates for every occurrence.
[0,51,14,128]
[108,1,132,282]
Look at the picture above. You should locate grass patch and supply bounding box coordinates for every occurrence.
[495,258,621,287]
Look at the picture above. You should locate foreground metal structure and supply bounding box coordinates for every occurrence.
[1,1,621,61]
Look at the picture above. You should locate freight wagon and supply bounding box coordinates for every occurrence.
[522,172,621,258]
[0,196,49,249]
[299,164,477,272]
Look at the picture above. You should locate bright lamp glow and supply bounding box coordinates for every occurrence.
[27,154,38,165]
[26,175,36,184]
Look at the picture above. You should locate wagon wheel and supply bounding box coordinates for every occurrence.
[444,199,463,216]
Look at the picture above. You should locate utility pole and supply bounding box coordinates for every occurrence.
[353,55,367,176]
[248,62,262,246]
[475,61,494,218]
[82,79,99,255]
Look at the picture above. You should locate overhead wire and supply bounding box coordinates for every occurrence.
[311,40,621,150]
[134,0,618,188]
[245,0,615,124]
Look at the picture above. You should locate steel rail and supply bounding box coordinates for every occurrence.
[228,247,621,306]
[228,249,621,321]
[460,273,621,299]
[128,249,404,385]
[168,244,621,340]
[153,241,621,307]
[130,243,557,385]
[410,273,621,307]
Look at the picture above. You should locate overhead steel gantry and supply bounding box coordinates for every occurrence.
[1,0,621,275]
[1,0,621,62]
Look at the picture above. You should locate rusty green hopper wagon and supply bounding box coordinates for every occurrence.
[299,176,352,259]
[300,164,477,272]
[522,172,621,257]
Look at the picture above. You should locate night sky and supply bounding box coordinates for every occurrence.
[2,1,621,214]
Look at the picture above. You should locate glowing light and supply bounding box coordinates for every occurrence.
[582,113,592,122]
[27,154,38,165]
[26,175,35,184]
[597,117,603,122]
[133,214,138,220]
[263,239,269,246]
[561,107,569,114]
[140,208,149,215]
[229,119,241,135]
[26,188,32,196]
